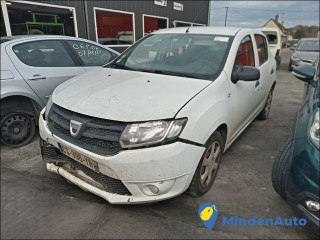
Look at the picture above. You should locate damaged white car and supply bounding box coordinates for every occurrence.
[40,27,276,204]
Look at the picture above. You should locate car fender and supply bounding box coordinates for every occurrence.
[1,79,45,109]
[176,72,232,149]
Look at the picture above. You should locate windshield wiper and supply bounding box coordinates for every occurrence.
[138,69,198,79]
[111,63,138,71]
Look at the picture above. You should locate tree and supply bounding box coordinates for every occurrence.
[294,29,304,39]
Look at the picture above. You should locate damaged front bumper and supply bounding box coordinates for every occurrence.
[39,109,205,204]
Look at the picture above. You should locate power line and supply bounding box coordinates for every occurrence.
[213,6,319,13]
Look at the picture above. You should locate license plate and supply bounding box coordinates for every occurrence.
[59,144,99,172]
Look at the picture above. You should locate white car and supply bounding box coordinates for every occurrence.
[39,27,276,204]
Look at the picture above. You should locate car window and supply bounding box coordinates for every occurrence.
[297,40,319,52]
[12,40,76,67]
[67,40,113,66]
[235,35,255,67]
[254,34,268,66]
[113,34,232,80]
[262,31,278,44]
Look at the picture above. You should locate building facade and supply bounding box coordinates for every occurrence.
[261,14,289,47]
[1,0,210,51]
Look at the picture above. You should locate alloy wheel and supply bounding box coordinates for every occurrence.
[200,141,221,187]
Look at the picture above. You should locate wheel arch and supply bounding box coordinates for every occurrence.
[1,95,43,121]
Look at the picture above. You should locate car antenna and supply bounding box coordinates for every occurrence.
[185,3,207,33]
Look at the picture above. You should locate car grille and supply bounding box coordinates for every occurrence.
[41,143,131,195]
[48,104,126,155]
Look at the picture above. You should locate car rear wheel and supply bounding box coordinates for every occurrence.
[0,113,36,147]
[257,90,273,120]
[271,140,292,199]
[188,131,224,196]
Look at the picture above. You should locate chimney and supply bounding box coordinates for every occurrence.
[275,13,279,22]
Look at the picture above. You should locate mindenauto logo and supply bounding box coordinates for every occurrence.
[198,202,308,230]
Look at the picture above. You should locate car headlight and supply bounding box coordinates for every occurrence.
[44,95,53,121]
[309,112,319,149]
[120,118,187,148]
[291,55,301,61]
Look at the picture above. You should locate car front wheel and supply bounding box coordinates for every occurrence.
[188,131,224,196]
[271,140,292,199]
[0,113,36,147]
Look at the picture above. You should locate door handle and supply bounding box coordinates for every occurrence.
[28,74,46,80]
[255,81,260,87]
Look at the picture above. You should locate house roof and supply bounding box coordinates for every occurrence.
[261,19,287,33]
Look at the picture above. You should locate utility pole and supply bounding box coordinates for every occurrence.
[224,6,229,27]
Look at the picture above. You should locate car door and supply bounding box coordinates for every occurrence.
[6,39,86,104]
[64,40,118,71]
[228,35,261,138]
[254,34,275,107]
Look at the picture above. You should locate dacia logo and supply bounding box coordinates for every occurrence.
[70,120,83,138]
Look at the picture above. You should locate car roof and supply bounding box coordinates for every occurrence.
[299,38,319,41]
[153,26,244,36]
[0,35,94,43]
[0,35,120,54]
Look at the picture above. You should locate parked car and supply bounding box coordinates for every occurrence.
[39,27,276,204]
[289,43,298,50]
[289,38,319,71]
[98,38,132,45]
[261,27,282,68]
[272,60,319,232]
[1,35,119,147]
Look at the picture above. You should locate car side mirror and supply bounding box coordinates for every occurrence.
[231,65,260,84]
[292,65,316,87]
[290,46,295,51]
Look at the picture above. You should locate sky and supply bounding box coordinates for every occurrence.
[210,1,320,28]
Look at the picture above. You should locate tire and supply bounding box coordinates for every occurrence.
[257,90,273,120]
[0,113,36,147]
[271,140,292,199]
[288,60,293,71]
[188,131,224,197]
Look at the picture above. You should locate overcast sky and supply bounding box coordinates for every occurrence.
[210,1,319,28]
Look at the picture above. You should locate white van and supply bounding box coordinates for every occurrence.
[261,28,282,68]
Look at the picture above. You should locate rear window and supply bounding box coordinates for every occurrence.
[262,31,278,44]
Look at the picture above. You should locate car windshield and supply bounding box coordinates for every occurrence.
[297,40,320,52]
[110,34,232,80]
[262,31,278,44]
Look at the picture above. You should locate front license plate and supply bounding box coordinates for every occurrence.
[59,144,99,172]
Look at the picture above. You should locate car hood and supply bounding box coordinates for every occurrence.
[52,68,211,122]
[294,51,319,62]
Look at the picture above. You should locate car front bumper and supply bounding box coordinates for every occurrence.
[39,109,206,204]
[286,137,320,231]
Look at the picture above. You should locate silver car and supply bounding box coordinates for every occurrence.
[289,38,320,71]
[1,35,119,147]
